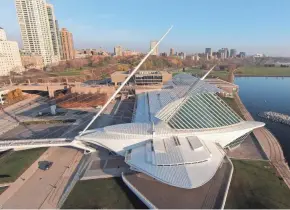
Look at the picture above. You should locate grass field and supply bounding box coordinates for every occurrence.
[0,187,7,195]
[0,148,47,184]
[62,178,146,209]
[174,68,230,81]
[225,160,290,209]
[237,66,290,76]
[49,68,84,76]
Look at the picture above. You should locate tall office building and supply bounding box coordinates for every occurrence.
[55,20,63,59]
[218,48,229,59]
[60,28,75,60]
[218,49,225,59]
[114,46,122,56]
[0,28,22,76]
[239,52,246,58]
[178,52,186,60]
[205,48,212,56]
[15,0,56,66]
[230,49,237,58]
[150,40,158,56]
[46,4,61,61]
[223,48,229,58]
[169,48,174,56]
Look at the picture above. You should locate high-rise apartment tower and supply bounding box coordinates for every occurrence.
[150,41,158,56]
[15,0,57,65]
[60,28,75,60]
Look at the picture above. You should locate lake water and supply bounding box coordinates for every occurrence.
[235,77,290,163]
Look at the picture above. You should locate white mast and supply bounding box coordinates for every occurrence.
[200,65,216,80]
[79,26,173,136]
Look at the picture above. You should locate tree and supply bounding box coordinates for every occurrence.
[117,64,129,71]
[10,66,23,75]
[51,61,67,72]
[7,92,14,102]
[67,58,89,69]
[101,72,109,79]
[6,88,23,103]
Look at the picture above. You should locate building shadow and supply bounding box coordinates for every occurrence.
[2,109,36,134]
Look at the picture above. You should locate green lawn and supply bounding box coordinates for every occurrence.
[225,160,290,209]
[0,148,47,183]
[237,66,290,76]
[175,66,290,79]
[0,187,7,195]
[62,178,146,209]
[49,68,84,76]
[174,68,230,81]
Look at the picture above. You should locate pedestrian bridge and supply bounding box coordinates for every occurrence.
[0,138,95,153]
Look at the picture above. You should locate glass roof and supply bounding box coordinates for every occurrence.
[167,92,242,129]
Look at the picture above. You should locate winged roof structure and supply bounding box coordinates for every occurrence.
[77,73,264,189]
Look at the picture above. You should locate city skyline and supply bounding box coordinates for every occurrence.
[1,0,290,56]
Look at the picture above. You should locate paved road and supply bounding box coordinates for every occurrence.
[234,93,290,189]
[0,147,83,209]
[0,124,72,140]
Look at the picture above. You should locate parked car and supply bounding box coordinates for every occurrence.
[38,161,53,170]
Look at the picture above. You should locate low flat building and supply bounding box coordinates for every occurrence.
[111,71,128,86]
[122,50,140,56]
[205,78,239,98]
[134,70,172,85]
[111,70,172,86]
[75,50,90,59]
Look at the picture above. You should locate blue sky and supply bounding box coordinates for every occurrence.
[1,0,290,56]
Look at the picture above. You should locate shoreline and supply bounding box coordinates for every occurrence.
[235,74,290,78]
[233,92,290,189]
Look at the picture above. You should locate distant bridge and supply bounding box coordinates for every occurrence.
[0,83,116,98]
[1,83,167,98]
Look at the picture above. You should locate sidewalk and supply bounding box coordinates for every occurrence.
[0,147,51,206]
[0,147,83,209]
